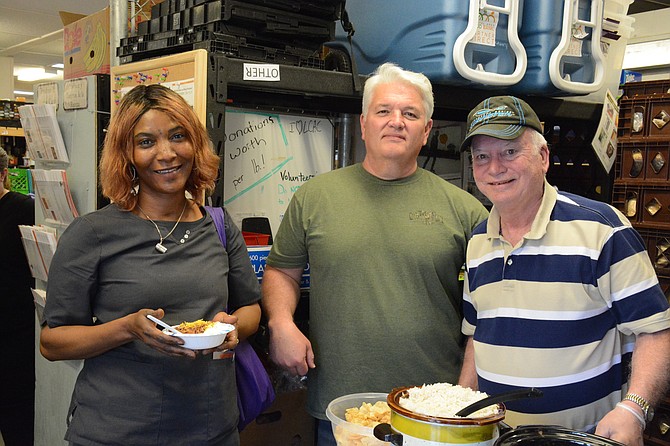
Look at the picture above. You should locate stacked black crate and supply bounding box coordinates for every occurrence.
[117,0,344,69]
[613,80,670,300]
[544,118,607,201]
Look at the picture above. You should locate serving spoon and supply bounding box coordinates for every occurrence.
[146,314,183,336]
[455,387,544,417]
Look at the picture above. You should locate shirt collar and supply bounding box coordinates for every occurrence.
[485,178,558,241]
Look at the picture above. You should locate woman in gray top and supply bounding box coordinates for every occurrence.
[40,84,261,446]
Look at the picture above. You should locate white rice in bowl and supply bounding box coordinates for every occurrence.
[398,383,498,418]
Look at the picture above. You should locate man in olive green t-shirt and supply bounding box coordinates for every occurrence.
[262,62,488,446]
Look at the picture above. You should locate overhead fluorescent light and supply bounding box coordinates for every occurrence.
[14,90,34,96]
[51,63,64,69]
[14,67,63,82]
[623,39,670,69]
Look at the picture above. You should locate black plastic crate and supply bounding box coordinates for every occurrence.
[151,0,343,22]
[132,1,334,52]
[151,2,162,19]
[206,20,325,55]
[117,40,148,56]
[243,0,343,20]
[119,32,325,70]
[149,17,162,34]
[207,38,324,69]
[204,1,335,41]
[153,29,179,41]
[146,38,170,52]
[138,19,150,35]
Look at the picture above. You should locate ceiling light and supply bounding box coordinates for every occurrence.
[14,90,34,96]
[622,39,670,69]
[14,67,63,82]
[51,63,64,69]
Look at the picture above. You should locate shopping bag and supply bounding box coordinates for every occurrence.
[205,205,276,430]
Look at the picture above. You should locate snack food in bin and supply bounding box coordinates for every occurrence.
[326,393,391,446]
[345,401,391,427]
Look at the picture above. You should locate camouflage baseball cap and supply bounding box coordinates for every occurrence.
[461,96,543,151]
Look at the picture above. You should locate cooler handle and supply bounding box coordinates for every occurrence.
[452,0,527,86]
[548,0,606,94]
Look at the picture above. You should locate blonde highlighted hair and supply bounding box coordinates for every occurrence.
[99,84,220,210]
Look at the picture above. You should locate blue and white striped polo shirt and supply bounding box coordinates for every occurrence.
[462,180,670,431]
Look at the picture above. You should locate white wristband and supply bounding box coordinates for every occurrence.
[616,402,646,428]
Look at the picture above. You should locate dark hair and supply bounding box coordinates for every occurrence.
[99,84,220,210]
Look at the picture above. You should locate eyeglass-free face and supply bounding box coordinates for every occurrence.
[360,82,433,179]
[132,109,195,202]
[470,132,549,214]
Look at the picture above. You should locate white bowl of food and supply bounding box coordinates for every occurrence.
[163,319,235,350]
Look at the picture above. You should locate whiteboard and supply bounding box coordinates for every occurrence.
[223,109,334,237]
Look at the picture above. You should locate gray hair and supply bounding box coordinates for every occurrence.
[362,62,434,124]
[525,127,548,155]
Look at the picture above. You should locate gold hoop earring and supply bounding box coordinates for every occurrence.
[130,165,139,196]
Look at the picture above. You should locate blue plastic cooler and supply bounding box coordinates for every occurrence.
[330,0,526,87]
[513,0,606,96]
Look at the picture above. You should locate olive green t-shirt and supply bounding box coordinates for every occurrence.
[267,164,489,419]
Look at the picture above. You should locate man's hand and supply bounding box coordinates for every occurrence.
[268,320,315,376]
[595,403,645,446]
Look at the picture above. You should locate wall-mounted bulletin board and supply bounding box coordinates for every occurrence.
[109,49,208,121]
[223,109,334,237]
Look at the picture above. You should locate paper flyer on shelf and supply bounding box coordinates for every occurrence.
[591,89,619,173]
[18,104,69,163]
[19,225,58,282]
[31,169,79,225]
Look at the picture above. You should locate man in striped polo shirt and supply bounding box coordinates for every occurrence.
[458,96,670,446]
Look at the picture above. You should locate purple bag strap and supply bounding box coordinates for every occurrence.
[205,206,227,249]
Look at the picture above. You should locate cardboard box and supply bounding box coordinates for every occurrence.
[620,70,643,85]
[63,7,110,80]
[240,389,315,446]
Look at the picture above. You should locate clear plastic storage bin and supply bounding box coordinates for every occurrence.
[326,392,390,446]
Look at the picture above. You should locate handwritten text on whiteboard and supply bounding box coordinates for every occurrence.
[223,110,333,237]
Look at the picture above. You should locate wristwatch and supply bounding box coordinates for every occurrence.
[624,393,655,424]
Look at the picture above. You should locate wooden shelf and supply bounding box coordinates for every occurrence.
[0,126,25,137]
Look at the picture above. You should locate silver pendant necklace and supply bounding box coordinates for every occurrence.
[137,200,188,253]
